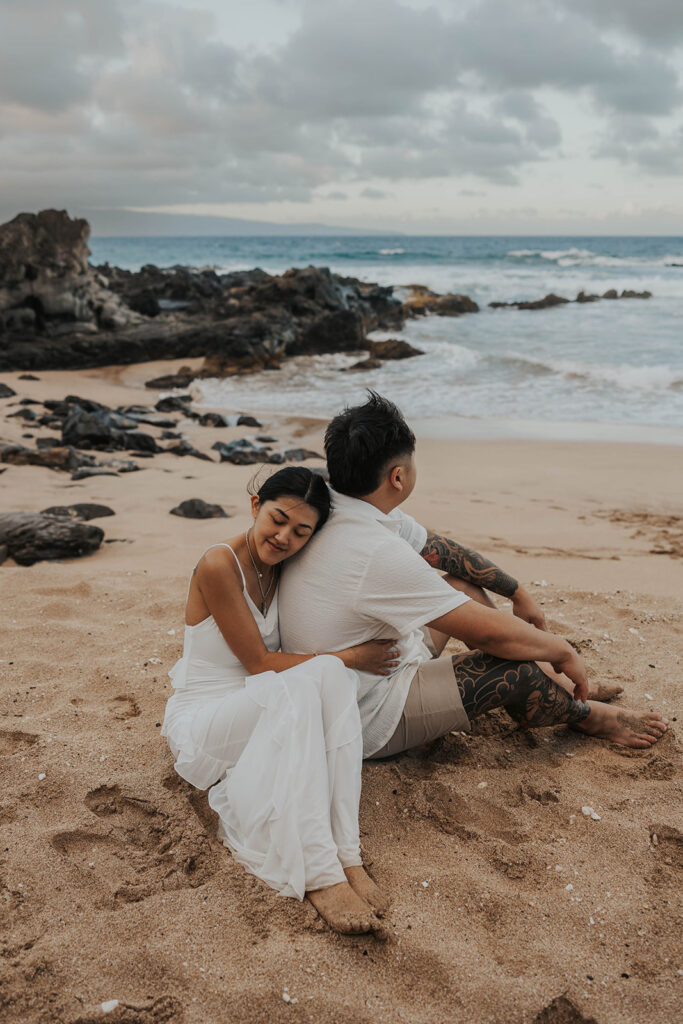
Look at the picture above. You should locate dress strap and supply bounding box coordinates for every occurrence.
[200,543,247,590]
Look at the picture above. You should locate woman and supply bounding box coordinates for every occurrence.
[162,467,395,935]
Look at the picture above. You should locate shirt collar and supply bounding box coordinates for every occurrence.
[330,490,402,533]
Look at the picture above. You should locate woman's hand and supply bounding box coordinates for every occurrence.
[346,639,400,676]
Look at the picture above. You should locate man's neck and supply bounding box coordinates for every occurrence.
[351,489,402,515]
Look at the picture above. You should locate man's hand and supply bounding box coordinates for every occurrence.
[511,585,547,631]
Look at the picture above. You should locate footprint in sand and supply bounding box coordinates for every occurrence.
[70,995,180,1024]
[50,785,218,907]
[0,729,39,756]
[108,694,141,720]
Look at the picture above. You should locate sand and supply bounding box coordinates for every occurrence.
[1,360,681,1024]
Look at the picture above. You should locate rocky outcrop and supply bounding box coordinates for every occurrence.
[0,511,104,565]
[369,338,424,360]
[490,289,652,311]
[0,210,141,338]
[489,293,570,311]
[1,210,487,376]
[41,503,115,521]
[401,285,479,317]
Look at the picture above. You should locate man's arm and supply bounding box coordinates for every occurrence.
[420,531,546,629]
[427,601,586,702]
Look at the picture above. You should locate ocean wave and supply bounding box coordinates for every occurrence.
[507,247,683,270]
[500,352,682,391]
[378,248,406,255]
[508,247,595,261]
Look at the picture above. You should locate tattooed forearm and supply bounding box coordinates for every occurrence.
[421,531,519,599]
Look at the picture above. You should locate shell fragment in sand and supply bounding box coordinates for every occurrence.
[38,773,46,780]
[581,805,601,819]
[101,1001,119,1013]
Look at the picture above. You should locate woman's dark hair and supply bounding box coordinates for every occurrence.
[324,391,416,496]
[249,467,331,532]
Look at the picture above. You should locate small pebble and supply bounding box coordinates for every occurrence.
[38,773,46,781]
[421,881,429,888]
[565,883,574,892]
[645,693,653,700]
[591,812,601,821]
[581,806,594,817]
[101,1001,119,1014]
[477,781,488,789]
[167,629,176,636]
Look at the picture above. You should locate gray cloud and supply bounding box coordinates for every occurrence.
[0,0,681,222]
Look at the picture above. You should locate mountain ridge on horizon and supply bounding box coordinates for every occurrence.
[84,209,402,238]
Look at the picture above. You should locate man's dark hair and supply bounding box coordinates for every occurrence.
[324,391,415,496]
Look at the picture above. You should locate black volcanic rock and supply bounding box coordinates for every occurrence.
[0,511,104,565]
[41,503,115,521]
[0,383,16,397]
[489,293,570,310]
[170,498,228,519]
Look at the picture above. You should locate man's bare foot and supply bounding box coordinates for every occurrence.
[574,702,669,748]
[588,681,624,702]
[306,881,385,936]
[344,865,391,917]
[538,662,623,702]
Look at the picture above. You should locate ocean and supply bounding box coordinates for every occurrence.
[88,235,683,441]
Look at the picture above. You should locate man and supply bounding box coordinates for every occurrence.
[280,392,668,761]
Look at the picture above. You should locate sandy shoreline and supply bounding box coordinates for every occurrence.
[1,361,681,1024]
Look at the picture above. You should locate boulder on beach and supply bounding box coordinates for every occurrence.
[0,382,16,398]
[0,511,104,565]
[40,503,115,521]
[170,499,229,519]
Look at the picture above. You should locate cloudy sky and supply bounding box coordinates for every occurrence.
[2,0,683,234]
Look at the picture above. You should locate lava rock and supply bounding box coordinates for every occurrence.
[0,383,16,398]
[489,293,570,310]
[212,439,272,465]
[170,498,229,519]
[575,291,600,303]
[164,440,212,461]
[345,357,383,372]
[145,368,196,389]
[61,406,161,453]
[369,338,424,360]
[283,448,324,462]
[41,503,115,521]
[0,511,104,565]
[155,394,193,412]
[198,412,229,427]
[7,407,37,421]
[236,415,262,427]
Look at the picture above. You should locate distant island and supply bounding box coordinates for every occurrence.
[80,208,403,238]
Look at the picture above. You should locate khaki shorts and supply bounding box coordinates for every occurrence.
[368,641,471,759]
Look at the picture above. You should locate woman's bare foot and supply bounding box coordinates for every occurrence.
[573,702,669,748]
[344,865,391,917]
[306,881,385,936]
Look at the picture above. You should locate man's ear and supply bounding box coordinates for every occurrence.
[388,465,403,492]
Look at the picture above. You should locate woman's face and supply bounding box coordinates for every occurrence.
[250,494,320,566]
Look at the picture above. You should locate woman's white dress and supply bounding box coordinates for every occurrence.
[161,544,363,899]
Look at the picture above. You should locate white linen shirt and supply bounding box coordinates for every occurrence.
[279,491,469,756]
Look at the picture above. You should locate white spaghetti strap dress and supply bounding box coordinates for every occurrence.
[161,544,363,899]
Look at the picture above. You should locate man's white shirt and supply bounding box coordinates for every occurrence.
[279,491,469,756]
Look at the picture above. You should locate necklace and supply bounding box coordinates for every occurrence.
[245,528,277,615]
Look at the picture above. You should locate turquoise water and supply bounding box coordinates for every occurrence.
[90,235,683,432]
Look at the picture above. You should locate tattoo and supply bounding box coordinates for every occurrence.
[451,651,590,727]
[421,531,518,598]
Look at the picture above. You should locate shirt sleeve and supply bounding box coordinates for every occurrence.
[356,535,469,634]
[391,508,428,553]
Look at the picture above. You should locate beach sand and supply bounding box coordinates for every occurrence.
[1,361,681,1024]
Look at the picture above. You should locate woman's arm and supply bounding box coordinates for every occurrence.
[195,549,397,676]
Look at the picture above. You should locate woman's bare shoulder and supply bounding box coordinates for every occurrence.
[194,541,243,584]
